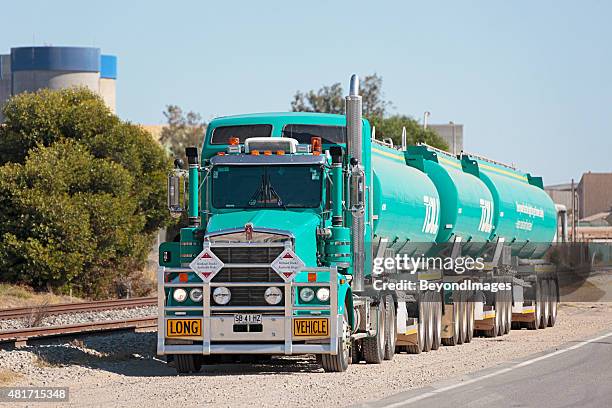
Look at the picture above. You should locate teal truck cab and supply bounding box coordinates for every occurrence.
[158,75,560,373]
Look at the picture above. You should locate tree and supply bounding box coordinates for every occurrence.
[159,105,206,163]
[369,115,448,151]
[291,74,448,151]
[0,88,172,298]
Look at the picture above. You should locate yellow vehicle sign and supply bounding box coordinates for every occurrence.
[293,318,329,337]
[166,319,202,337]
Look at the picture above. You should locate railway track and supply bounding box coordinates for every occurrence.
[0,317,158,347]
[0,296,157,320]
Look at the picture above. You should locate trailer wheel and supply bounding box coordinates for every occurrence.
[442,298,460,346]
[525,280,542,330]
[363,301,385,363]
[431,294,442,350]
[483,292,500,337]
[548,279,558,327]
[407,294,427,353]
[465,301,474,343]
[322,310,351,372]
[504,284,513,335]
[422,295,434,352]
[539,280,550,329]
[383,295,397,360]
[175,354,201,374]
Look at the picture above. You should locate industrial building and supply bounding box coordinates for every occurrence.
[0,46,117,121]
[428,122,463,155]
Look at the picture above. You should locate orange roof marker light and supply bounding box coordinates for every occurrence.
[229,136,240,146]
[264,150,272,156]
[251,150,260,156]
[216,151,226,156]
[311,136,322,156]
[276,150,285,155]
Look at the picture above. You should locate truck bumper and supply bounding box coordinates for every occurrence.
[157,265,341,356]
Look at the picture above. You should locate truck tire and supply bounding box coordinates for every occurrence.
[548,279,558,327]
[363,301,385,364]
[407,295,427,353]
[431,294,442,350]
[457,299,467,344]
[465,301,474,343]
[322,310,351,372]
[539,280,550,329]
[442,298,460,346]
[525,280,542,330]
[383,295,397,360]
[175,354,201,374]
[422,295,434,352]
[483,291,500,337]
[504,285,512,334]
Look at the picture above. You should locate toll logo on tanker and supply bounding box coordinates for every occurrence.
[478,199,493,233]
[422,195,440,235]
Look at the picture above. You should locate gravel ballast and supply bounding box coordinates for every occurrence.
[0,303,611,407]
[0,306,157,331]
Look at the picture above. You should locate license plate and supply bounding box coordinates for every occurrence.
[166,319,202,337]
[234,314,262,325]
[293,318,329,337]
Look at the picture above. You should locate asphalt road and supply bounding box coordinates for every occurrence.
[360,330,612,408]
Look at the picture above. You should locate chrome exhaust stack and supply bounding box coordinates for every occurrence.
[346,74,365,292]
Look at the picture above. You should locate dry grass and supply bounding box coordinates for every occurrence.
[0,284,81,309]
[25,301,50,328]
[0,368,23,385]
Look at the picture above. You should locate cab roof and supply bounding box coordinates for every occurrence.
[207,112,349,134]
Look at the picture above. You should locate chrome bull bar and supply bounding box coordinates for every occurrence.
[157,265,340,356]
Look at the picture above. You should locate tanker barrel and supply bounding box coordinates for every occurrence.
[346,74,365,292]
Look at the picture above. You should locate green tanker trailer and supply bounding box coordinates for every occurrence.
[157,75,560,373]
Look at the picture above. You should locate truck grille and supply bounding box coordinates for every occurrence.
[211,246,284,264]
[210,245,286,306]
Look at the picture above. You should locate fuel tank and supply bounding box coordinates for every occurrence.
[460,154,557,258]
[371,144,439,256]
[405,145,494,257]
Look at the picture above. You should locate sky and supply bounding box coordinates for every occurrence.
[2,0,610,184]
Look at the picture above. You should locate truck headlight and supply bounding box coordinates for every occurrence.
[172,288,188,303]
[190,288,203,302]
[212,287,231,305]
[264,287,283,305]
[316,288,330,302]
[299,287,315,303]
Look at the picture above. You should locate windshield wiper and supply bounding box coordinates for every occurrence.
[248,174,287,210]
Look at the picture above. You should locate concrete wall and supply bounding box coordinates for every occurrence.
[428,123,464,155]
[99,77,116,113]
[12,70,100,94]
[578,173,612,218]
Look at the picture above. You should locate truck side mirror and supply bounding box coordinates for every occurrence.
[168,169,188,218]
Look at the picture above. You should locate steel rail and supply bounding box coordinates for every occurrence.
[0,317,158,346]
[0,297,157,320]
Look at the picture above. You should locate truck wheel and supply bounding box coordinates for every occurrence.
[407,295,427,353]
[465,301,474,343]
[548,279,558,327]
[539,280,550,329]
[483,292,500,337]
[525,280,542,330]
[322,310,351,372]
[504,285,513,335]
[383,295,396,360]
[431,295,442,350]
[175,354,201,374]
[442,299,460,346]
[422,295,434,352]
[458,300,468,344]
[363,301,385,364]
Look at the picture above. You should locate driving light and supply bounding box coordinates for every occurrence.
[316,288,330,302]
[172,288,188,303]
[264,287,283,305]
[299,287,315,303]
[190,288,203,302]
[212,287,231,305]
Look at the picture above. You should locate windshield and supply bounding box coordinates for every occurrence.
[212,165,322,209]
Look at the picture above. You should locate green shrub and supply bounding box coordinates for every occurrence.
[0,88,172,297]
